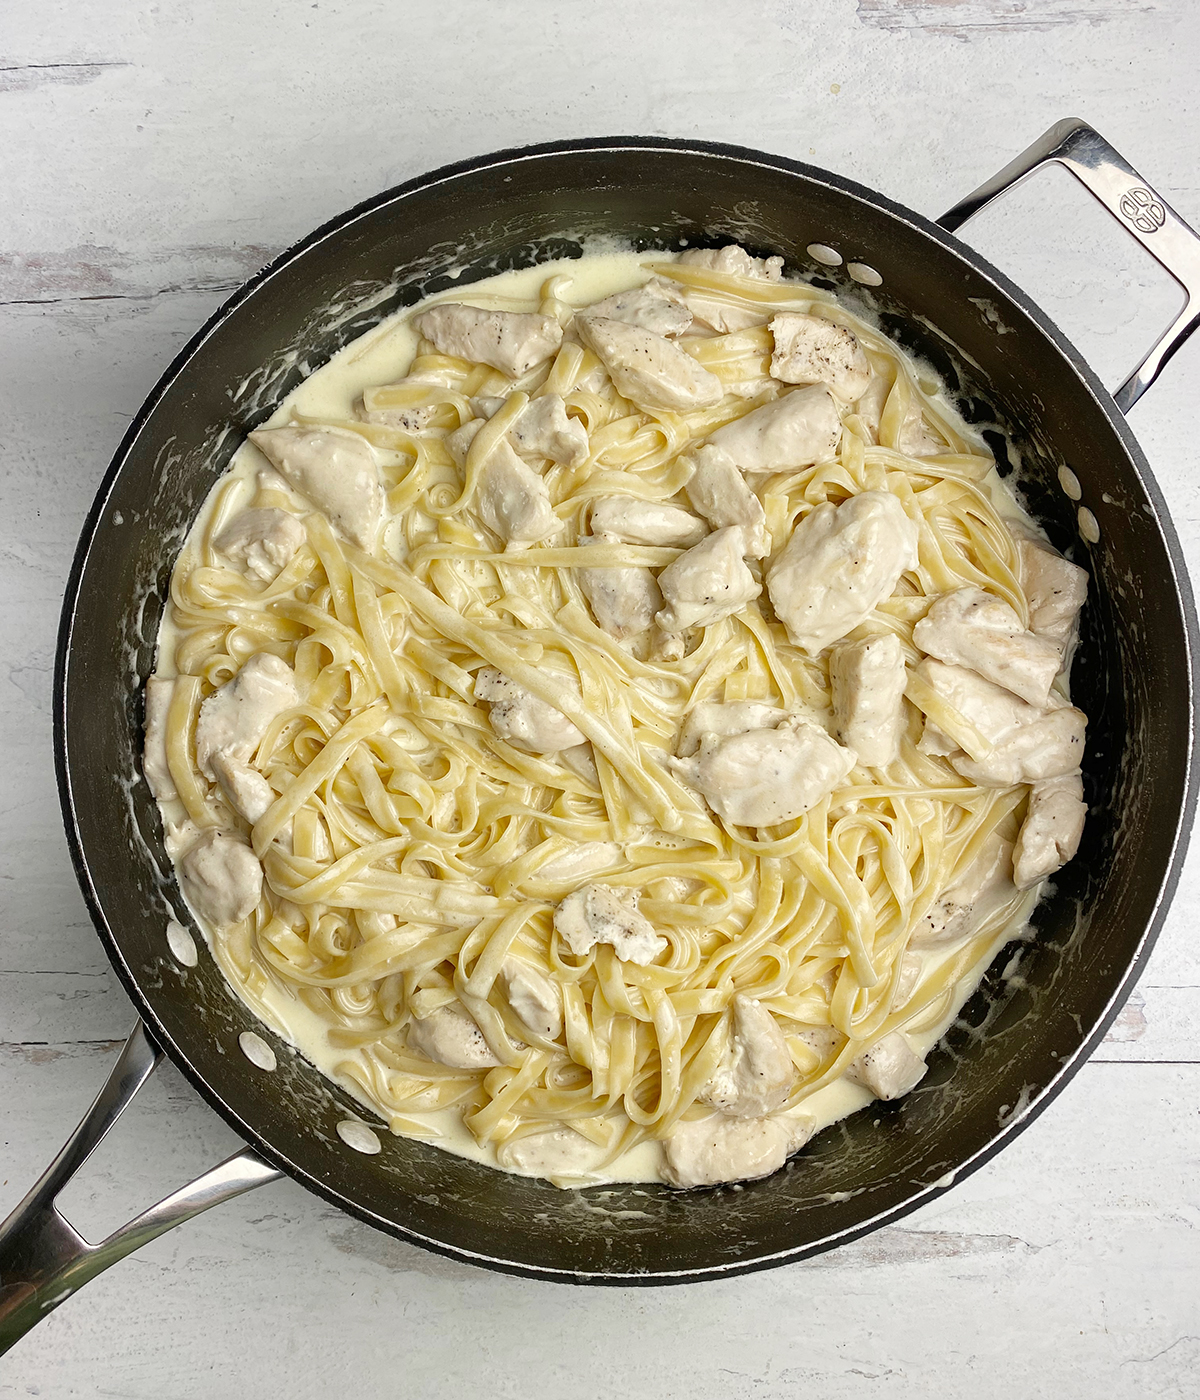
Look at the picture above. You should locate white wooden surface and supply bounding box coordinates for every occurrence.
[3,2,1199,1393]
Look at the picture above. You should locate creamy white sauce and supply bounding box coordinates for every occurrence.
[153,247,1060,1187]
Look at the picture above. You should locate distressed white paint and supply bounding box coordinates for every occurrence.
[2,0,1198,1394]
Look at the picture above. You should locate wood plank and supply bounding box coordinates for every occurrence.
[0,1056,1195,1396]
[2,0,1198,1391]
[855,0,1159,37]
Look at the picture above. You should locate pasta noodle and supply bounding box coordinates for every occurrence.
[148,246,1087,1189]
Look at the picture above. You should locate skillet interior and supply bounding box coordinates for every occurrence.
[55,139,1196,1282]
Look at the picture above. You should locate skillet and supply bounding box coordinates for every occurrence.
[1,118,1197,1348]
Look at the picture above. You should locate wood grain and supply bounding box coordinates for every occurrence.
[855,0,1159,37]
[2,0,1198,1393]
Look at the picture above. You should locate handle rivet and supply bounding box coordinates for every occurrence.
[238,1032,276,1072]
[336,1120,382,1155]
[846,262,882,287]
[165,920,198,968]
[1058,465,1082,501]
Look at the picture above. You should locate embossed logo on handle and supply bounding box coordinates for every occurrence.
[1119,186,1167,234]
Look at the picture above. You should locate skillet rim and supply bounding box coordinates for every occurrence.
[52,134,1200,1283]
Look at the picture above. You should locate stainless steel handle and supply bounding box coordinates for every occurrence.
[0,1021,283,1355]
[939,117,1200,412]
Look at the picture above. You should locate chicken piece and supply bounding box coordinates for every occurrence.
[678,245,784,281]
[164,816,200,862]
[655,526,761,632]
[847,1032,927,1101]
[662,1114,803,1189]
[574,315,724,414]
[407,1003,501,1070]
[959,699,1085,789]
[676,700,786,758]
[830,633,908,767]
[912,834,1016,947]
[507,394,589,465]
[766,491,919,653]
[584,278,693,337]
[476,439,564,549]
[255,464,293,496]
[1017,535,1089,651]
[578,531,663,639]
[249,426,383,550]
[210,753,275,824]
[475,668,585,754]
[913,658,1087,787]
[701,995,793,1117]
[213,508,306,582]
[913,587,1063,707]
[498,958,563,1041]
[464,394,588,466]
[143,676,177,802]
[913,657,1028,743]
[178,830,263,928]
[195,653,298,782]
[588,496,707,547]
[668,716,855,827]
[683,444,769,557]
[769,312,872,403]
[708,384,843,473]
[553,883,666,966]
[664,240,785,333]
[413,304,563,379]
[497,1128,607,1178]
[1013,772,1087,889]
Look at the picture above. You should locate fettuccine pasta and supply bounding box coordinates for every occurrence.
[145,244,1088,1189]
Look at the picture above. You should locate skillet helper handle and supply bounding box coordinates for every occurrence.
[0,1020,282,1355]
[938,117,1200,412]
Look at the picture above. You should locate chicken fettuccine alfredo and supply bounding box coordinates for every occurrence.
[144,244,1090,1189]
